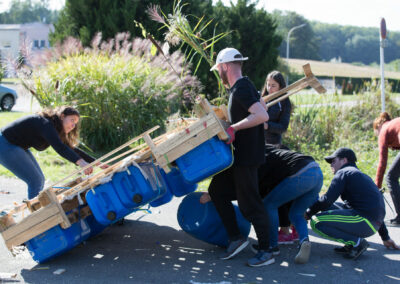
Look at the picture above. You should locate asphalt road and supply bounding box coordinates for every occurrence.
[0,176,400,284]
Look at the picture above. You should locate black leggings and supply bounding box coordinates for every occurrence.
[386,151,400,218]
[208,165,270,250]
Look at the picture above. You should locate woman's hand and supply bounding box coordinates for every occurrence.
[96,162,110,169]
[76,159,93,175]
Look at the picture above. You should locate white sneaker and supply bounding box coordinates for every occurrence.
[295,240,311,264]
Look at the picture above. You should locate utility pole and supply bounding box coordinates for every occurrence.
[286,23,306,84]
[380,18,387,112]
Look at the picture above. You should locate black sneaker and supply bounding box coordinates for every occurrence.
[386,216,400,227]
[334,244,353,254]
[220,238,249,260]
[251,244,280,256]
[343,239,369,260]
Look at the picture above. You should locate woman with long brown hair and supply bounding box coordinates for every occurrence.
[373,112,400,226]
[0,106,99,199]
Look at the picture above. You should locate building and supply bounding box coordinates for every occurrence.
[0,22,54,62]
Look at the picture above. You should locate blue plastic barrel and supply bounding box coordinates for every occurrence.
[177,192,251,247]
[86,182,132,225]
[175,137,233,183]
[149,166,173,207]
[160,167,197,197]
[25,218,91,263]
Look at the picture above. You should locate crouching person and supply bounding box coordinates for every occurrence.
[305,148,386,260]
[258,144,323,264]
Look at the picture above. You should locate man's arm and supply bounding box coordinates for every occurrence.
[379,223,400,249]
[230,102,269,132]
[306,172,346,217]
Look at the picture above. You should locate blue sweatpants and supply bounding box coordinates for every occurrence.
[310,202,380,246]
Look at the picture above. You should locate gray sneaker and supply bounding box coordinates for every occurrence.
[247,250,275,267]
[220,238,249,260]
[295,240,311,264]
[251,244,280,256]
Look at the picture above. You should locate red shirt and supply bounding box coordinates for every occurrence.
[375,118,400,188]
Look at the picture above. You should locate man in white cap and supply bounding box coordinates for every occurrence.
[207,48,273,267]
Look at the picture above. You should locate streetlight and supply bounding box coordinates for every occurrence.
[286,23,306,84]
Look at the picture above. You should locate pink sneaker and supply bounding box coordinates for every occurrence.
[278,230,294,244]
[291,226,299,241]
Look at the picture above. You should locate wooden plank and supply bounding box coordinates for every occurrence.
[44,125,160,191]
[154,114,217,155]
[4,214,64,250]
[263,77,309,103]
[308,77,327,94]
[198,99,228,141]
[2,204,60,241]
[266,81,311,108]
[303,63,312,77]
[67,206,92,224]
[156,123,222,168]
[39,190,71,229]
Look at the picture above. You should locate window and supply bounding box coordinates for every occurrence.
[33,40,39,48]
[40,40,45,48]
[2,41,11,48]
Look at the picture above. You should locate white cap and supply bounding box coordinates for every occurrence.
[210,48,248,71]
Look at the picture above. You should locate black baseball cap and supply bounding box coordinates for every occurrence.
[324,147,357,164]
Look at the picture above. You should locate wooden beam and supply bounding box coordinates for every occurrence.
[1,203,60,241]
[4,214,64,250]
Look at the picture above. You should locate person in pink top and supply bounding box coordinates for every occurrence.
[374,112,400,226]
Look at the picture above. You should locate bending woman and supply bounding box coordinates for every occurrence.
[261,71,295,242]
[373,112,400,226]
[0,106,98,199]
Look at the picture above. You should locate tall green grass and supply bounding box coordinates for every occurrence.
[20,34,202,151]
[285,89,400,192]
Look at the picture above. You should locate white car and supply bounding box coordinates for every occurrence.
[0,84,18,111]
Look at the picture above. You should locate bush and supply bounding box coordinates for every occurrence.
[22,33,202,151]
[284,89,399,192]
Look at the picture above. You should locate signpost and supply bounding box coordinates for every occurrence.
[380,18,387,112]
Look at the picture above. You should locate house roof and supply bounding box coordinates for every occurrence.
[0,24,21,30]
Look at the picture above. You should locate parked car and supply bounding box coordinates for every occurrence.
[0,84,18,111]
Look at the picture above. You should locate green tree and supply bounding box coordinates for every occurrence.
[211,0,281,91]
[50,0,212,46]
[52,0,280,98]
[0,0,59,24]
[272,11,320,61]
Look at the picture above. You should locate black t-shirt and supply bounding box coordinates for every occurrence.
[1,115,94,163]
[258,144,315,197]
[227,77,265,166]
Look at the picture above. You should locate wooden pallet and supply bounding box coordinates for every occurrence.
[142,98,228,173]
[1,189,70,250]
[0,98,227,250]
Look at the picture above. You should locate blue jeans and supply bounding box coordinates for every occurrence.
[0,133,44,199]
[263,164,323,247]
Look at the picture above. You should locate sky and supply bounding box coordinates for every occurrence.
[0,0,399,32]
[221,0,400,32]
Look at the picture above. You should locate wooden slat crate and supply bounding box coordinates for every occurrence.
[0,98,228,251]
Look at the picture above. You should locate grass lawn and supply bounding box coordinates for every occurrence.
[290,91,400,106]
